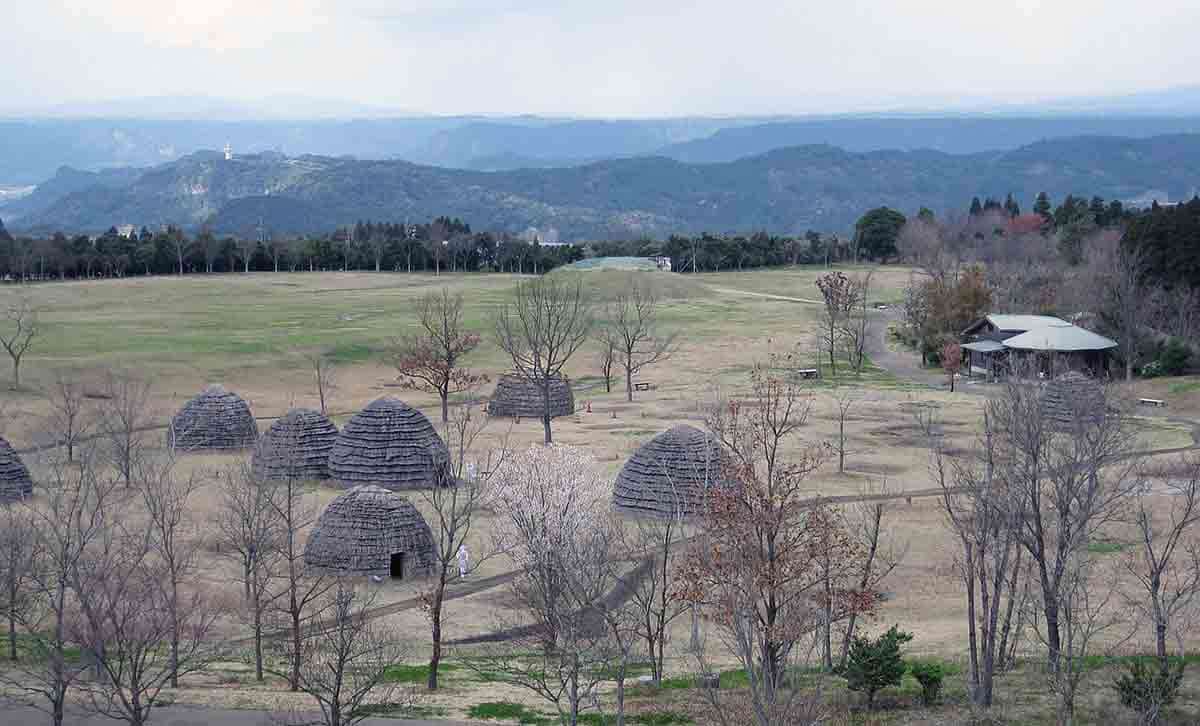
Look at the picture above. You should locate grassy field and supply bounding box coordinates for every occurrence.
[1,266,1197,724]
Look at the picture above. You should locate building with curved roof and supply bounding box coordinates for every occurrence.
[486,374,575,419]
[303,485,435,579]
[328,397,451,490]
[252,408,339,481]
[612,424,730,519]
[0,436,33,502]
[168,385,258,451]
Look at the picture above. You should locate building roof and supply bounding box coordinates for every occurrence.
[962,340,1006,353]
[964,312,1070,333]
[1002,324,1118,352]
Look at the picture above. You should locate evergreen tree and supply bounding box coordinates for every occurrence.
[969,197,983,216]
[1033,191,1052,218]
[854,207,907,260]
[1003,193,1020,218]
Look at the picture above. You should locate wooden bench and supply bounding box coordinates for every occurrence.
[1139,398,1168,408]
[634,382,653,391]
[797,368,821,380]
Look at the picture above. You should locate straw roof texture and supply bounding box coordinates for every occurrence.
[1040,371,1107,430]
[251,408,339,481]
[613,424,730,519]
[168,385,258,451]
[0,435,33,502]
[303,485,435,578]
[486,374,575,418]
[328,397,451,491]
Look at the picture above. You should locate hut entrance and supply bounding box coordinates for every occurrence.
[390,552,406,579]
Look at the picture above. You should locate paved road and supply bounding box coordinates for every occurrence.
[2,703,477,726]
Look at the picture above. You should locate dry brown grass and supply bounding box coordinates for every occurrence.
[2,269,1198,721]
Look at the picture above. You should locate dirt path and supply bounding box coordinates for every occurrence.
[709,286,823,305]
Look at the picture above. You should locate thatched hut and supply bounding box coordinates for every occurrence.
[486,374,575,418]
[613,424,729,518]
[1039,371,1107,430]
[328,397,450,491]
[0,435,33,502]
[303,485,435,579]
[251,409,339,481]
[168,385,258,451]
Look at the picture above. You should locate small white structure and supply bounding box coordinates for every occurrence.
[223,143,233,161]
[651,256,672,271]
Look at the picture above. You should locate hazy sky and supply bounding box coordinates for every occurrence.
[6,0,1200,117]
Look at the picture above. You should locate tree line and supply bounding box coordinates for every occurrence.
[0,217,586,281]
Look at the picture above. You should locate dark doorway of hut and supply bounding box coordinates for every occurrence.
[390,552,405,580]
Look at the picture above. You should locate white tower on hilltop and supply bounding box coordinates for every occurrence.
[223,143,233,161]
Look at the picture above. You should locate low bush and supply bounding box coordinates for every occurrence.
[907,660,944,706]
[1114,659,1186,724]
[841,625,914,709]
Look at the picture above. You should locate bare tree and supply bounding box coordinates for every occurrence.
[840,271,873,374]
[0,503,37,661]
[214,463,282,682]
[923,403,1024,708]
[1040,557,1131,726]
[814,272,855,377]
[679,360,876,726]
[137,453,203,689]
[1126,457,1200,667]
[620,510,689,685]
[1,453,118,726]
[234,237,257,273]
[270,580,413,726]
[829,479,906,671]
[1090,232,1150,382]
[482,444,624,726]
[394,289,487,424]
[417,399,504,690]
[990,376,1139,672]
[43,370,94,463]
[165,230,189,276]
[71,518,219,726]
[830,387,858,474]
[1,295,39,389]
[596,334,617,394]
[304,351,338,416]
[602,279,677,401]
[270,472,332,691]
[493,275,592,443]
[96,369,155,488]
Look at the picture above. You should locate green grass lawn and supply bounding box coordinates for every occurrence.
[0,266,913,389]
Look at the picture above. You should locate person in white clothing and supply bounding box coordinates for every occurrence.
[457,544,469,578]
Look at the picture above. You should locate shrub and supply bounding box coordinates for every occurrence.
[1114,659,1186,724]
[907,660,944,706]
[1158,338,1191,376]
[841,625,913,709]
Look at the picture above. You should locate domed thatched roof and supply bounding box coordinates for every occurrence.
[486,374,575,419]
[303,485,435,579]
[1040,371,1107,430]
[168,385,258,451]
[328,397,450,491]
[613,425,730,518]
[252,409,339,481]
[0,436,33,502]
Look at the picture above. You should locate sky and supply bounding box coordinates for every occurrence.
[5,0,1200,118]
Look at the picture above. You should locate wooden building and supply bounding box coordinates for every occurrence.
[961,314,1117,380]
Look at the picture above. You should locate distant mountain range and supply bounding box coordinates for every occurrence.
[10,134,1200,240]
[6,110,1200,188]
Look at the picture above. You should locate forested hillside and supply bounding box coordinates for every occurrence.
[12,134,1200,239]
